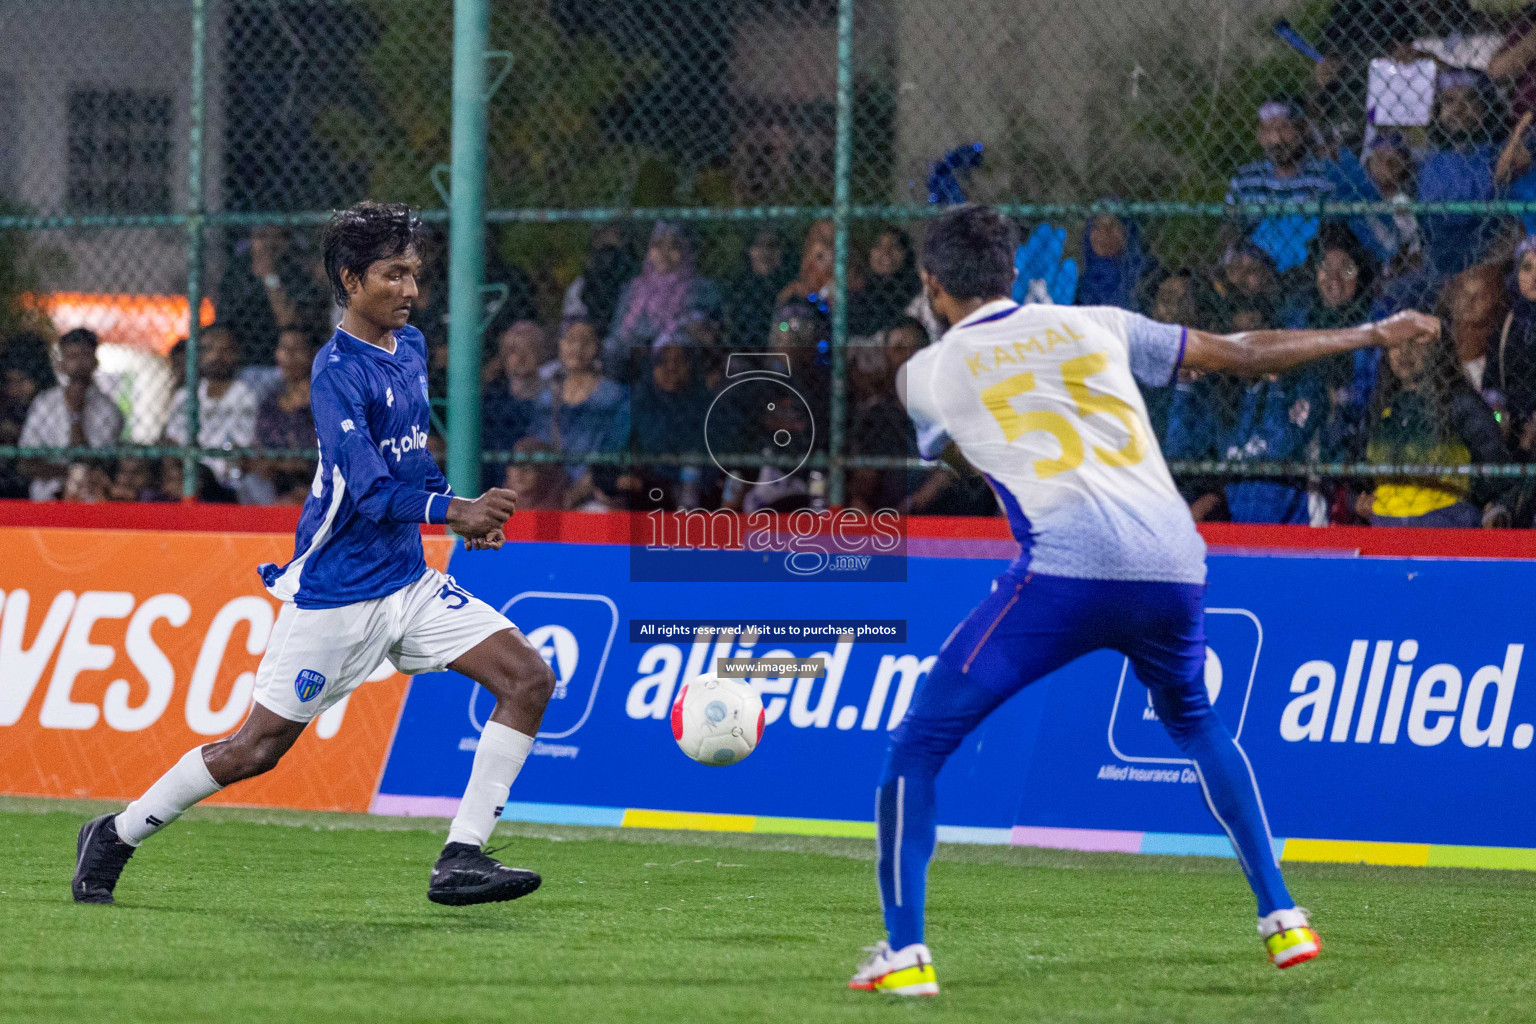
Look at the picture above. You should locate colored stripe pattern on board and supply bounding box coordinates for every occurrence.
[371,796,1536,870]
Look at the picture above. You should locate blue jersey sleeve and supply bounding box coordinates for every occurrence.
[311,366,452,526]
[422,456,454,498]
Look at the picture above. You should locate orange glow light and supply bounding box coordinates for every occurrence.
[22,292,217,355]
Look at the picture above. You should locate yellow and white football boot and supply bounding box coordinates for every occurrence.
[1260,907,1320,969]
[848,940,939,996]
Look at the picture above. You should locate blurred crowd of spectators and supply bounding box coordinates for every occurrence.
[15,1,1536,527]
[0,216,999,516]
[1152,0,1536,530]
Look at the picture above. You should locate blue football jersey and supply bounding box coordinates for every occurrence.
[259,324,454,608]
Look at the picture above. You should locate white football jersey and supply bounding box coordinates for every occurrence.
[899,300,1206,584]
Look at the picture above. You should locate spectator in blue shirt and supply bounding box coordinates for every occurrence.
[1346,132,1423,279]
[1165,370,1237,523]
[1226,99,1336,274]
[1150,269,1231,519]
[1075,210,1152,311]
[1366,139,1437,327]
[1419,70,1503,280]
[1216,299,1327,525]
[1211,242,1308,329]
[1313,80,1372,213]
[1162,372,1219,463]
[1496,109,1536,237]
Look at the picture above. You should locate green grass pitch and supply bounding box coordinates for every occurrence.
[3,797,1535,1023]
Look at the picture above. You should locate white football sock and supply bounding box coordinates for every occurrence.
[115,747,224,846]
[446,722,533,848]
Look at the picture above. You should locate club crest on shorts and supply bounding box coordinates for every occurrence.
[294,669,326,703]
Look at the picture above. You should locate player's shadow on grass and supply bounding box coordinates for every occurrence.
[89,901,543,938]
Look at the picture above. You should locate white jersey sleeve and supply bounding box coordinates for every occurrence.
[896,356,951,460]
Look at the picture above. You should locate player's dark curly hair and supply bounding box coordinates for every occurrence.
[921,204,1019,301]
[321,201,424,306]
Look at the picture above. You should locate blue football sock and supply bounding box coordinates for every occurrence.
[876,761,937,951]
[1152,687,1292,916]
[876,660,1008,950]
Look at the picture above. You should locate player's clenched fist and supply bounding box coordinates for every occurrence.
[447,487,517,540]
[1371,310,1441,348]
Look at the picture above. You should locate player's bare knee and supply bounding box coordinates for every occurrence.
[248,736,289,777]
[208,734,287,783]
[475,645,551,712]
[503,647,555,709]
[528,658,557,707]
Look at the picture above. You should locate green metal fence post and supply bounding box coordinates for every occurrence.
[828,0,855,508]
[182,0,207,499]
[446,0,490,499]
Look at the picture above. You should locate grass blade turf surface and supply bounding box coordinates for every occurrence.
[2,798,1534,1023]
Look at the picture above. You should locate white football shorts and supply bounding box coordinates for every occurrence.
[254,567,516,723]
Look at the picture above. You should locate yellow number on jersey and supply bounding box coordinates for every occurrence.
[1060,352,1146,467]
[979,371,1083,478]
[979,354,1146,476]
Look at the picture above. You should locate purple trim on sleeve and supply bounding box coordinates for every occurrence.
[1170,325,1188,386]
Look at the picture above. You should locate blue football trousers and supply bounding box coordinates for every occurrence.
[876,572,1293,950]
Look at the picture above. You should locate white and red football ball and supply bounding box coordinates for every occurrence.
[670,675,765,766]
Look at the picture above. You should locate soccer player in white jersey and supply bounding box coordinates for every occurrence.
[73,202,557,908]
[849,205,1440,996]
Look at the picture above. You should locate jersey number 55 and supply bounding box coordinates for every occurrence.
[979,351,1147,478]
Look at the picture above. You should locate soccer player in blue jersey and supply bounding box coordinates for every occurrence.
[74,202,557,908]
[849,205,1440,995]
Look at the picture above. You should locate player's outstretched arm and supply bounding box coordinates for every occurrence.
[447,488,517,547]
[1181,310,1441,377]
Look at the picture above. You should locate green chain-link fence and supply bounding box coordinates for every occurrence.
[6,0,1536,524]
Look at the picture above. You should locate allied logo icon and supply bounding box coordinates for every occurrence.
[470,592,617,740]
[294,669,327,703]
